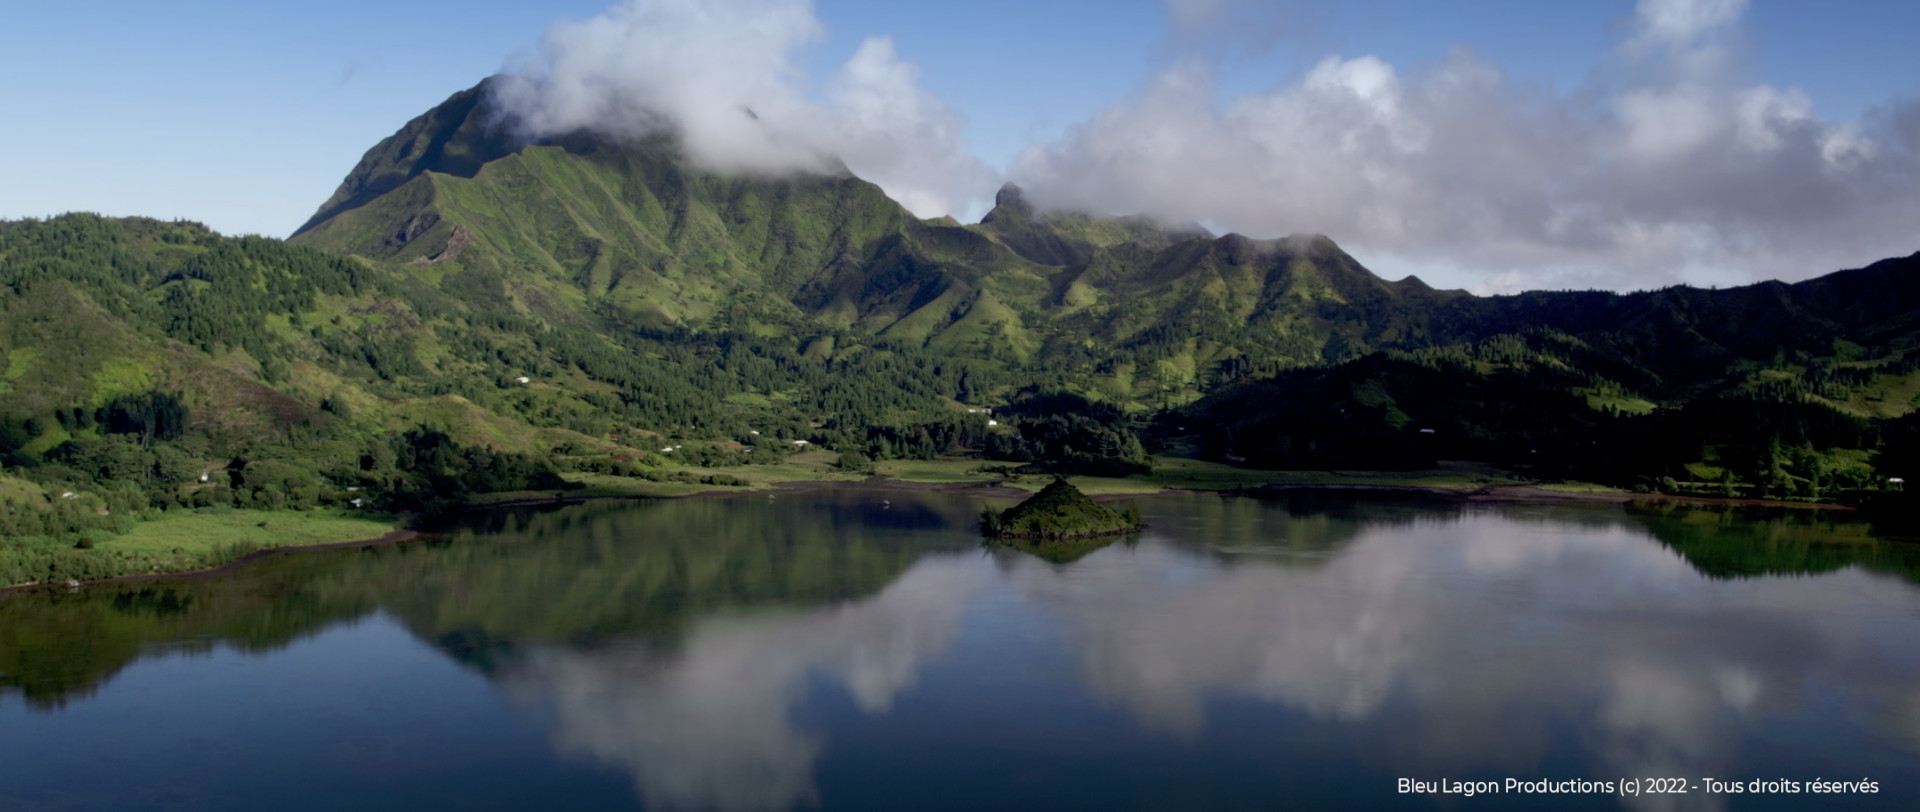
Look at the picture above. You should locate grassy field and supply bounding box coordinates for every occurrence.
[872,456,1547,495]
[873,458,1000,483]
[473,454,1568,503]
[2,508,399,588]
[471,450,870,503]
[1531,481,1632,494]
[0,473,47,503]
[102,509,398,556]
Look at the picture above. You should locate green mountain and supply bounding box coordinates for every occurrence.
[5,73,1920,576]
[1170,252,1920,497]
[295,81,1920,416]
[289,80,1483,404]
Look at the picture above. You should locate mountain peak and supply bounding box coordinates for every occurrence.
[992,183,1034,216]
[978,183,1039,229]
[976,183,1094,265]
[294,79,523,237]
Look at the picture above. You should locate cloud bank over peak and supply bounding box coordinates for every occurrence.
[488,0,1917,292]
[490,0,993,219]
[1017,0,1920,291]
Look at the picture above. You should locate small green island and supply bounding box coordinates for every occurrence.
[981,478,1144,540]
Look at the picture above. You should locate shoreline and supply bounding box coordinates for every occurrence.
[475,477,1039,508]
[2,476,1864,595]
[1238,482,1858,511]
[0,529,419,596]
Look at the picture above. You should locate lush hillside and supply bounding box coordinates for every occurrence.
[0,213,1000,584]
[290,81,1488,407]
[296,80,1920,420]
[7,74,1920,582]
[1171,319,1920,500]
[1166,251,1920,503]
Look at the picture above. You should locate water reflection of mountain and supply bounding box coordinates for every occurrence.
[7,491,1920,812]
[11,492,1920,710]
[1148,490,1920,585]
[501,497,1920,812]
[380,495,974,653]
[0,490,977,707]
[997,509,1920,812]
[991,535,1132,563]
[1141,490,1426,559]
[0,552,382,708]
[1624,502,1920,583]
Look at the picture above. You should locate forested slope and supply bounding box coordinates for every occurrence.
[7,73,1920,582]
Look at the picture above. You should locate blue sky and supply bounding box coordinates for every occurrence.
[2,1,1916,291]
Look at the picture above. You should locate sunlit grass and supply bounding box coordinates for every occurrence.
[0,473,47,503]
[1530,481,1630,494]
[873,458,989,483]
[101,509,398,557]
[3,508,400,587]
[473,454,1558,507]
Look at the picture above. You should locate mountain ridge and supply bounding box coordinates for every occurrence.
[5,75,1920,583]
[290,78,1492,402]
[289,76,1920,418]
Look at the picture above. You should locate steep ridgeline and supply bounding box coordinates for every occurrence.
[290,78,1920,417]
[283,75,1920,498]
[289,80,1468,404]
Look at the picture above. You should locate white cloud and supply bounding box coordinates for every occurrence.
[504,556,983,812]
[1634,0,1749,45]
[492,0,993,219]
[1732,85,1811,152]
[1018,0,1920,291]
[820,37,991,218]
[487,0,1919,291]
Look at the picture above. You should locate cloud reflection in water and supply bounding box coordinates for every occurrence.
[497,499,1920,812]
[1012,510,1920,811]
[501,556,985,812]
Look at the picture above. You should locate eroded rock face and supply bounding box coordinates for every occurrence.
[412,225,473,266]
[384,212,440,250]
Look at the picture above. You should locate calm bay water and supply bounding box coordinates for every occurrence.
[2,490,1917,811]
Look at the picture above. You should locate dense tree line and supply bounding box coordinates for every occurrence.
[1179,337,1900,500]
[96,391,189,444]
[984,392,1153,476]
[1,215,1006,457]
[366,428,571,510]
